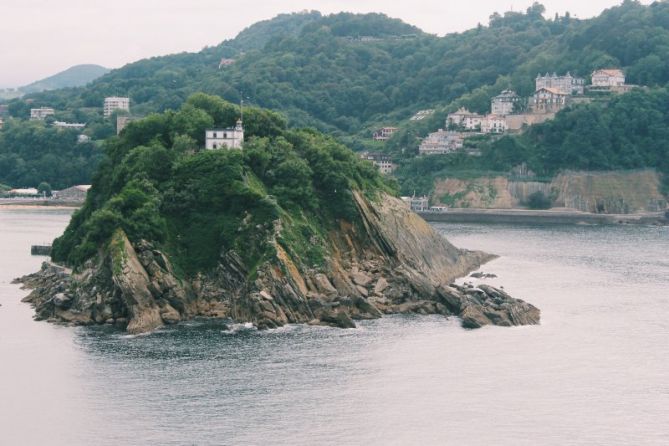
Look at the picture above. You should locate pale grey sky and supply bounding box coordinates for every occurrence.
[0,0,645,88]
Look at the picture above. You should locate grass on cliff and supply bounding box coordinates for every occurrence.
[51,93,396,276]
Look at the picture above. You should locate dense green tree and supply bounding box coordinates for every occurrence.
[4,2,669,192]
[37,181,52,196]
[0,119,103,188]
[52,94,394,273]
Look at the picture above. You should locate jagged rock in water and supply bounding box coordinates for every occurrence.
[17,192,540,333]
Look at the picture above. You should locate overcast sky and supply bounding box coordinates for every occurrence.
[0,0,647,88]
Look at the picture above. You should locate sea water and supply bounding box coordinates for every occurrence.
[1,208,667,445]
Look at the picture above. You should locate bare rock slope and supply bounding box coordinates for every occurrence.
[18,192,539,333]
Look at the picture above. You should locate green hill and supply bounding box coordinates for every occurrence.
[15,2,669,136]
[20,64,110,94]
[3,2,669,191]
[52,93,391,269]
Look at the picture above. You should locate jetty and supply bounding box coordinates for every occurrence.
[31,245,52,256]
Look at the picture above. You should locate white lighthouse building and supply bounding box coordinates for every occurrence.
[205,120,244,150]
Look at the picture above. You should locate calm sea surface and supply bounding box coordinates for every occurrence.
[1,208,668,445]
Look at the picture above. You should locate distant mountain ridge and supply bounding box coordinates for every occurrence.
[23,64,110,93]
[0,64,109,99]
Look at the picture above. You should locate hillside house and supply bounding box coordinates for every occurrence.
[591,69,625,87]
[491,90,520,116]
[536,72,585,95]
[0,117,4,129]
[360,152,396,174]
[419,130,464,155]
[205,120,244,150]
[532,87,568,112]
[372,127,398,141]
[447,108,484,130]
[30,107,55,120]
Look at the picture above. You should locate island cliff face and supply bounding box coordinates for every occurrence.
[19,191,539,333]
[17,94,539,333]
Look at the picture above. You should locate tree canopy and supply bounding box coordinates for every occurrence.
[52,94,393,274]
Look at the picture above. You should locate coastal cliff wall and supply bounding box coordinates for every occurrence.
[432,169,667,213]
[18,192,539,333]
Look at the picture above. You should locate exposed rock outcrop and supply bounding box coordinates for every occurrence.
[433,169,667,213]
[17,192,539,332]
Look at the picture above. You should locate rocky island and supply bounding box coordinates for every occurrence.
[17,94,539,333]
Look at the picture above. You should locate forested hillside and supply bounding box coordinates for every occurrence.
[0,120,103,189]
[52,94,390,270]
[395,87,669,195]
[2,1,669,190]
[13,2,669,135]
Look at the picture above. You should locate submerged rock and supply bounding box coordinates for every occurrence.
[17,192,540,333]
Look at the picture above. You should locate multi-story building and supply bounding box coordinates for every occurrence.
[103,97,130,117]
[591,69,625,87]
[205,120,244,150]
[372,127,398,141]
[30,107,55,120]
[491,90,520,116]
[535,72,585,95]
[0,117,4,129]
[419,130,464,155]
[532,87,568,112]
[360,152,396,174]
[447,108,485,131]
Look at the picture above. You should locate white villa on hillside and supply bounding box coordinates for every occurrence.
[536,72,585,95]
[591,69,626,87]
[532,87,568,112]
[491,90,520,116]
[447,108,484,130]
[205,120,244,150]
